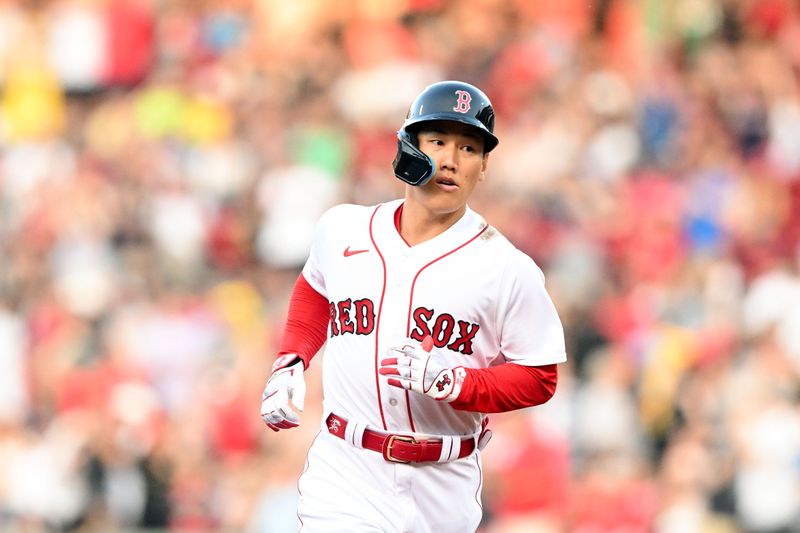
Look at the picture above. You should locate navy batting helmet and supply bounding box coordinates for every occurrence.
[392,80,499,186]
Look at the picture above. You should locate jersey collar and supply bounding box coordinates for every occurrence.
[372,199,487,262]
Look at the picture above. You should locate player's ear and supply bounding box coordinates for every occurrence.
[478,154,489,182]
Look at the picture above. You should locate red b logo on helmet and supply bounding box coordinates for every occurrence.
[453,90,472,113]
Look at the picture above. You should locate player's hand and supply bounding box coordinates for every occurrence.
[260,356,306,432]
[379,336,466,402]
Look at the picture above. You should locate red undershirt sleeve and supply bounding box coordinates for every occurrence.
[449,363,558,413]
[277,273,330,370]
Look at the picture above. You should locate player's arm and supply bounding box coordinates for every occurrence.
[260,273,329,431]
[448,362,557,413]
[275,273,330,370]
[380,339,558,412]
[452,250,564,412]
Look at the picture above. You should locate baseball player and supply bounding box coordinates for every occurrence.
[260,80,566,532]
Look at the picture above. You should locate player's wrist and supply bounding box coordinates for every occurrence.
[438,366,467,402]
[426,365,467,402]
[262,355,307,432]
[272,353,304,373]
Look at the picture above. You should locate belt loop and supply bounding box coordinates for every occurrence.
[344,418,366,449]
[437,435,460,463]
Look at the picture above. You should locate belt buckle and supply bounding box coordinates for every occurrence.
[385,434,416,464]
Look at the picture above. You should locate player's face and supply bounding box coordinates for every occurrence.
[409,121,488,216]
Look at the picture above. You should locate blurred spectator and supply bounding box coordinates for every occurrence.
[0,304,28,424]
[46,0,107,93]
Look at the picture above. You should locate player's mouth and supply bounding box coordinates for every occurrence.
[435,176,459,192]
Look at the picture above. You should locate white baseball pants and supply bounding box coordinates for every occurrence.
[296,430,483,532]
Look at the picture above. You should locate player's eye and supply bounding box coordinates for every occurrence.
[425,138,444,146]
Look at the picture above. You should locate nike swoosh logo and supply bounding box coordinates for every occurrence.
[343,246,369,257]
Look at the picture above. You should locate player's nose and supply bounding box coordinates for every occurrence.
[439,141,458,171]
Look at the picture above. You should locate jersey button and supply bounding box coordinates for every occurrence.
[389,399,398,406]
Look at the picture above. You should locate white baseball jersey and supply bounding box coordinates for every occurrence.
[302,199,566,437]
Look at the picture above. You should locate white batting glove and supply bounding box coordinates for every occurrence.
[379,336,467,402]
[261,355,306,432]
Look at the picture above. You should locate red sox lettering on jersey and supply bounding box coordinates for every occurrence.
[328,298,375,336]
[409,306,479,355]
[329,298,480,355]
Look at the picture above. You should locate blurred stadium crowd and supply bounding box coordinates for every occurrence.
[1,0,800,531]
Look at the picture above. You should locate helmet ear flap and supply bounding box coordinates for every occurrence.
[393,130,434,186]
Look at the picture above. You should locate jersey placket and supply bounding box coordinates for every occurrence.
[369,200,490,434]
[376,246,417,432]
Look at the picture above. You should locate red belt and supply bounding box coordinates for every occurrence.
[325,413,475,464]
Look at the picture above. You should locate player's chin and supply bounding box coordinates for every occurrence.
[427,194,466,213]
[414,185,466,213]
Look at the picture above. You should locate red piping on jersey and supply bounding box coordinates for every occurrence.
[473,453,483,511]
[369,204,389,431]
[403,223,489,432]
[394,203,411,247]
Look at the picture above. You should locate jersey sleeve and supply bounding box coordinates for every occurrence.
[496,250,566,366]
[301,206,338,298]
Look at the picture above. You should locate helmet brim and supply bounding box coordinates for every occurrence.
[403,114,499,153]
